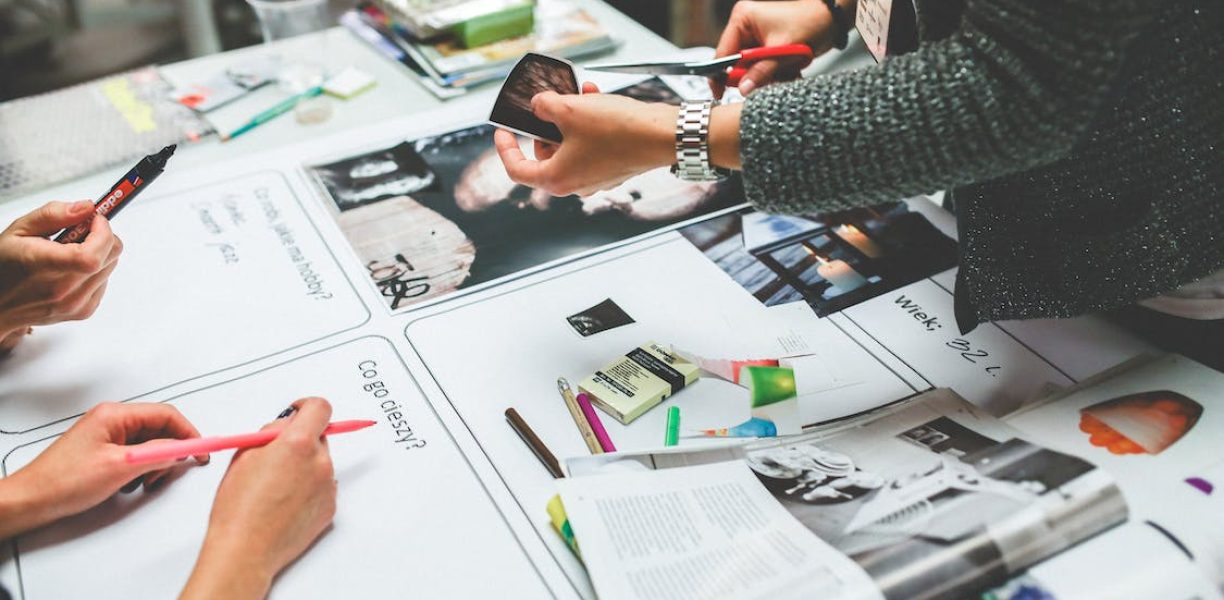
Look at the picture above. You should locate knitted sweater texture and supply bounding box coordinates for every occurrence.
[740,0,1224,326]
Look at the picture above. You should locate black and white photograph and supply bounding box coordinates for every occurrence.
[488,52,579,143]
[310,79,745,311]
[567,298,636,337]
[745,411,1124,599]
[678,203,959,316]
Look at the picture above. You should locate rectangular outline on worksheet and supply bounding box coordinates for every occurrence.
[1,335,558,600]
[399,236,925,598]
[0,169,372,435]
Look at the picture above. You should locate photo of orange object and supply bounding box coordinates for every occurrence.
[1078,390,1203,455]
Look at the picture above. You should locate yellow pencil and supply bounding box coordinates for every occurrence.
[557,377,602,454]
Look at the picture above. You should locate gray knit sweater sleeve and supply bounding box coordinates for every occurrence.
[740,0,1160,212]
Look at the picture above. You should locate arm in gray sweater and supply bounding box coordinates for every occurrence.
[740,0,1159,213]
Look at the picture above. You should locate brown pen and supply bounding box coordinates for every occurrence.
[505,407,564,479]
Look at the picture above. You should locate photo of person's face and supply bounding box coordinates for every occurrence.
[489,53,578,143]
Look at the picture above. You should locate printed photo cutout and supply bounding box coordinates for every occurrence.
[679,203,958,316]
[567,298,635,337]
[1078,391,1203,455]
[489,53,579,143]
[309,78,745,312]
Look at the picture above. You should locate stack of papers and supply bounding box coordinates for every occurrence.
[343,0,615,98]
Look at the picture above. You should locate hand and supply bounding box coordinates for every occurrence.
[0,402,208,539]
[0,201,124,353]
[494,82,676,197]
[182,398,337,600]
[713,0,833,98]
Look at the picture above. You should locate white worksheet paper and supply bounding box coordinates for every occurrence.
[0,337,548,599]
[838,277,1075,415]
[403,237,922,596]
[0,170,369,433]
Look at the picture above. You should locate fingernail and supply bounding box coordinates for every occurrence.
[276,406,297,419]
[72,201,94,214]
[739,79,756,95]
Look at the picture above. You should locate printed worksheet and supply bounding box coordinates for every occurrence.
[404,236,925,595]
[0,337,550,599]
[0,170,369,433]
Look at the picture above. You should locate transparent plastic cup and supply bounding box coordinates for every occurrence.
[246,0,332,92]
[247,0,329,41]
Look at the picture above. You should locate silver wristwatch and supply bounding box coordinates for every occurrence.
[671,101,730,182]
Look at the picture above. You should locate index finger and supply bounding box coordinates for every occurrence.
[494,129,549,187]
[113,403,210,464]
[714,13,749,59]
[713,26,748,98]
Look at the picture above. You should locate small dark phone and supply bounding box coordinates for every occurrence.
[489,53,579,144]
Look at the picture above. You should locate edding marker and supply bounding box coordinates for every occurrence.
[54,145,176,244]
[124,419,376,465]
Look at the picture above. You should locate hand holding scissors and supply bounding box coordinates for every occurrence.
[586,43,815,89]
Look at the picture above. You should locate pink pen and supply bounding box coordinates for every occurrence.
[576,393,616,453]
[124,419,377,465]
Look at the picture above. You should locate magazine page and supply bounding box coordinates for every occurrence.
[556,460,884,600]
[1005,354,1224,589]
[985,522,1222,600]
[562,390,1125,600]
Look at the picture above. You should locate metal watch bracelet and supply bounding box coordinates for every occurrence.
[671,101,730,182]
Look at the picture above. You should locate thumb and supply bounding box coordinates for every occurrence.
[738,60,780,96]
[9,201,95,236]
[531,91,567,125]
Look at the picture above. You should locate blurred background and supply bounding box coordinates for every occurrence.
[0,0,736,100]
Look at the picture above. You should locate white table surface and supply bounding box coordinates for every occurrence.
[0,0,678,206]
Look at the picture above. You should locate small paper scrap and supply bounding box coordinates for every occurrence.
[691,365,802,438]
[673,347,777,384]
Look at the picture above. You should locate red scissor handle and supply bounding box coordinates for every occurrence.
[726,44,816,87]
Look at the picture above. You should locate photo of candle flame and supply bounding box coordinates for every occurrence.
[802,245,830,264]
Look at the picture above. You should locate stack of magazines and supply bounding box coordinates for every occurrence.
[342,0,616,99]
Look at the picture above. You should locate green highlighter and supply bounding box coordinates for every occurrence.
[452,2,535,48]
[664,406,681,447]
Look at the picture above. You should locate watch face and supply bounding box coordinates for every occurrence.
[488,53,579,144]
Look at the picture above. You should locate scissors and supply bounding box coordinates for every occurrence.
[585,44,815,88]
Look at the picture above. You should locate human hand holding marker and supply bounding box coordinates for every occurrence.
[0,402,206,540]
[183,397,340,600]
[0,201,123,353]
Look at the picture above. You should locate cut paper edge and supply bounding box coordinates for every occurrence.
[689,417,778,438]
[672,347,778,385]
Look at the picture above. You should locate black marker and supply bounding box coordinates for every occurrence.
[55,145,176,244]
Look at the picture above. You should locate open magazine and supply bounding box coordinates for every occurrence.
[558,356,1224,600]
[558,389,1126,600]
